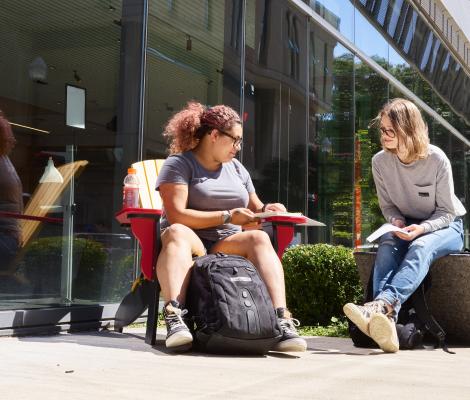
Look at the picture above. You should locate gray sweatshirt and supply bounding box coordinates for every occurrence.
[372,144,466,233]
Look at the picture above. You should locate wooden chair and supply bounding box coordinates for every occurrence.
[114,159,318,345]
[0,160,89,284]
[0,160,89,248]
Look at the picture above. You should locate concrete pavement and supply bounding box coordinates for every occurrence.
[1,327,469,399]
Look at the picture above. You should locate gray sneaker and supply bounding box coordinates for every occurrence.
[343,300,388,337]
[272,308,307,352]
[163,301,193,351]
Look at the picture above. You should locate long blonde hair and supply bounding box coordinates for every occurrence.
[374,98,429,163]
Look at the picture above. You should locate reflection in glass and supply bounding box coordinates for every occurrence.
[0,113,23,295]
[354,6,389,63]
[354,58,389,246]
[243,0,307,217]
[309,0,355,42]
[0,0,132,309]
[308,35,354,245]
[144,0,242,159]
[355,0,470,129]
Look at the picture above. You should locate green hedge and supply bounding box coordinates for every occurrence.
[22,237,107,299]
[283,244,363,325]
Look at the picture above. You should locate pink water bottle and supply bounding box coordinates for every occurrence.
[122,167,140,208]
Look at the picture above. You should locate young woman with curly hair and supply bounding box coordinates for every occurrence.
[155,102,307,352]
[344,98,466,353]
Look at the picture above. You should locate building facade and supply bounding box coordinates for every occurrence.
[1,0,469,333]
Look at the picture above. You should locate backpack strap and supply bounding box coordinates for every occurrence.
[363,263,375,303]
[410,279,455,354]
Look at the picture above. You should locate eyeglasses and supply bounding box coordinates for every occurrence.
[380,126,396,138]
[218,130,243,147]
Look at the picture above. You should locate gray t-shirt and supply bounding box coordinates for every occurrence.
[372,144,466,233]
[156,151,256,241]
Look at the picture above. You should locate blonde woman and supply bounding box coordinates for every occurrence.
[344,98,466,353]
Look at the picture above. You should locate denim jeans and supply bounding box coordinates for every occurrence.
[373,218,464,319]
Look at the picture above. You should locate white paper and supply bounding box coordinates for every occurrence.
[254,211,325,227]
[254,211,302,218]
[366,223,412,243]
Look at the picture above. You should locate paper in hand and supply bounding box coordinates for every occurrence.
[366,223,411,243]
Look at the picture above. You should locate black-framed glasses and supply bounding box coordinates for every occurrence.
[379,126,396,138]
[218,130,243,147]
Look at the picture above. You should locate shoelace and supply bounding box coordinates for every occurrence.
[363,300,389,317]
[165,308,188,330]
[279,317,300,335]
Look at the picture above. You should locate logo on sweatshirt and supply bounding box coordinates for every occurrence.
[418,192,429,197]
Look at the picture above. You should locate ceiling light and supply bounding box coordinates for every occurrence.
[10,122,50,134]
[39,157,64,184]
[29,56,48,83]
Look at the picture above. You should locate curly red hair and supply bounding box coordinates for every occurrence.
[0,111,16,156]
[163,102,241,154]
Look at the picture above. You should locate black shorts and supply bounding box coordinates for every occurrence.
[200,237,217,254]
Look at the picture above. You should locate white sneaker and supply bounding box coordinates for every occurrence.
[369,313,399,353]
[343,300,388,337]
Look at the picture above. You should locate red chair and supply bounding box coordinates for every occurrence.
[114,160,323,345]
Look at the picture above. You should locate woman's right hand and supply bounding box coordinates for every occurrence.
[229,208,256,225]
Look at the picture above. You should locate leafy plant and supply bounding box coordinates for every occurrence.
[283,243,363,325]
[22,237,107,299]
[298,317,349,338]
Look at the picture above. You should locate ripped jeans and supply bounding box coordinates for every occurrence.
[373,218,464,319]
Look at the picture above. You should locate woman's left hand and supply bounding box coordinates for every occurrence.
[395,224,425,241]
[263,203,286,212]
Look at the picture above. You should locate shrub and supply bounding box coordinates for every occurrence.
[22,237,107,299]
[282,243,363,325]
[104,253,135,301]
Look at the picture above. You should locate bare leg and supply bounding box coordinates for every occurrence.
[211,230,286,308]
[156,223,205,305]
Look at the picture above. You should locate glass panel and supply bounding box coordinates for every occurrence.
[354,5,389,64]
[144,0,242,158]
[354,57,389,247]
[243,0,308,217]
[308,28,354,245]
[306,0,355,42]
[0,0,132,309]
[355,0,470,135]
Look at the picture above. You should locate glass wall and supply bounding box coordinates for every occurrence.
[307,33,354,245]
[1,0,469,329]
[142,0,469,249]
[143,0,243,157]
[0,0,138,312]
[243,0,308,214]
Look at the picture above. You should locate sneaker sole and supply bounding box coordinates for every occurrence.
[166,331,193,350]
[343,303,371,337]
[369,313,399,353]
[272,337,307,352]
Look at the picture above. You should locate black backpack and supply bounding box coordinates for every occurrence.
[348,270,454,353]
[186,253,282,355]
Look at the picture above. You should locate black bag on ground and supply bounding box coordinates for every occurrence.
[348,298,426,350]
[348,269,452,352]
[186,253,282,355]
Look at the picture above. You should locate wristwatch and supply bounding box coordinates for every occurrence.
[222,210,232,224]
